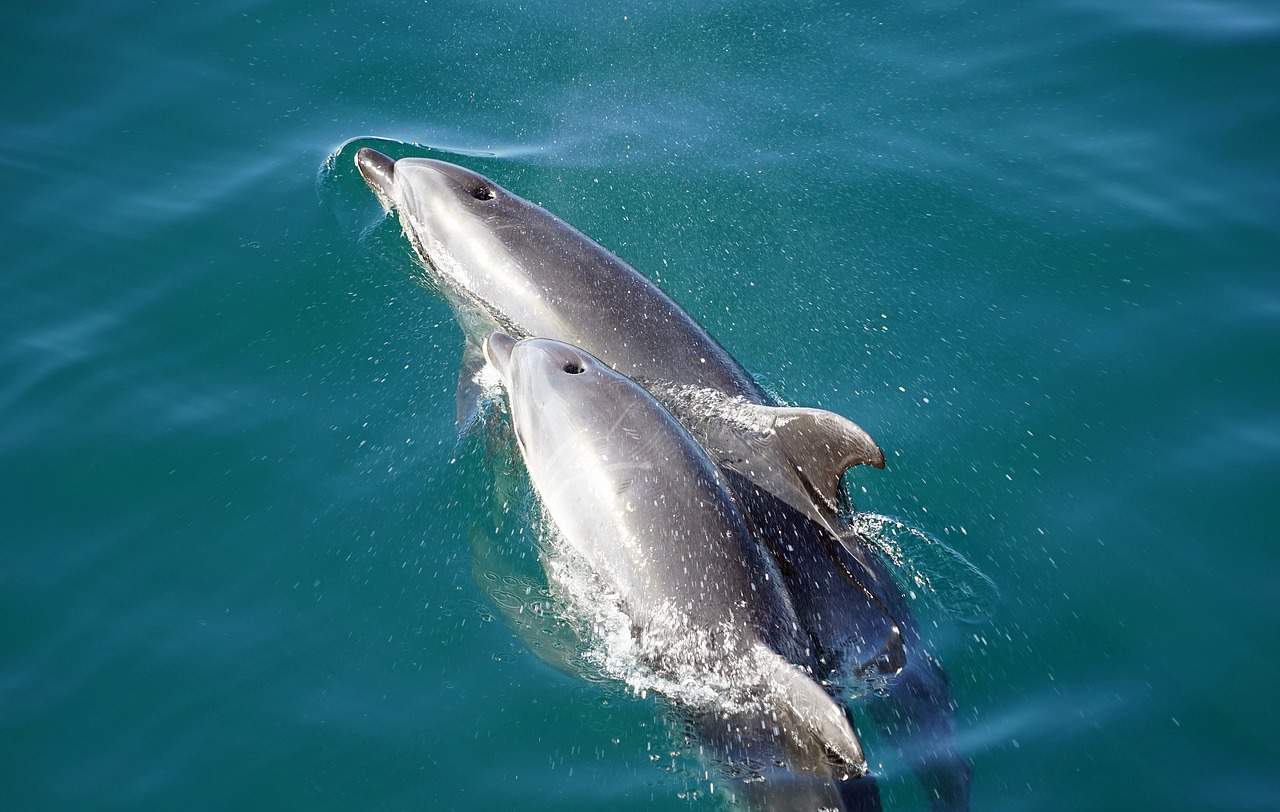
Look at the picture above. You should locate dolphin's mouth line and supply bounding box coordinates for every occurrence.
[365,182,395,214]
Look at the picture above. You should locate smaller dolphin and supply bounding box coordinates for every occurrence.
[483,332,873,784]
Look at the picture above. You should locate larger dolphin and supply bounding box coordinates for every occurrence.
[354,147,969,809]
[353,149,882,532]
[484,333,880,811]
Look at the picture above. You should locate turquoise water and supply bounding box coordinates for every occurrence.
[4,1,1278,809]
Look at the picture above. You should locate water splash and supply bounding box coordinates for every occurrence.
[642,380,781,438]
[537,511,781,715]
[851,512,999,625]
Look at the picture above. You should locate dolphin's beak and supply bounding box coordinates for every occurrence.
[484,332,517,381]
[354,147,397,202]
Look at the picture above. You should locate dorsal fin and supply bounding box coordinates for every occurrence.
[766,407,885,512]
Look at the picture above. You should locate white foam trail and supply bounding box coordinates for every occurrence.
[536,512,786,716]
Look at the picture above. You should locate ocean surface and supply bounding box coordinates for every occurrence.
[3,1,1278,810]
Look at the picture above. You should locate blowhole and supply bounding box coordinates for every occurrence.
[563,361,585,374]
[471,185,495,201]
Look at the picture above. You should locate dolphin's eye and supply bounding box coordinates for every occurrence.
[471,185,495,201]
[562,361,585,375]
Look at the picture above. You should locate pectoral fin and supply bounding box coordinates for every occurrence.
[767,407,885,512]
[757,647,868,773]
[455,340,488,434]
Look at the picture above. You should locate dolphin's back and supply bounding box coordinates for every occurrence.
[515,354,787,642]
[488,194,769,401]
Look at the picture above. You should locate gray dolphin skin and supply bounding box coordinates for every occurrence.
[355,147,969,810]
[356,149,762,398]
[484,333,878,809]
[353,148,882,536]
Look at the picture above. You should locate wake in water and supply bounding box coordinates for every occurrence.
[851,513,999,627]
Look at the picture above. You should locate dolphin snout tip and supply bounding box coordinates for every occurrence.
[484,332,517,378]
[354,147,396,197]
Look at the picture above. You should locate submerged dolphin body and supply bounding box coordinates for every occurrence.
[355,148,969,809]
[484,333,879,809]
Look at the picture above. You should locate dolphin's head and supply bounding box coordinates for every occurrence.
[482,332,612,455]
[356,147,502,211]
[483,332,599,398]
[355,148,532,289]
